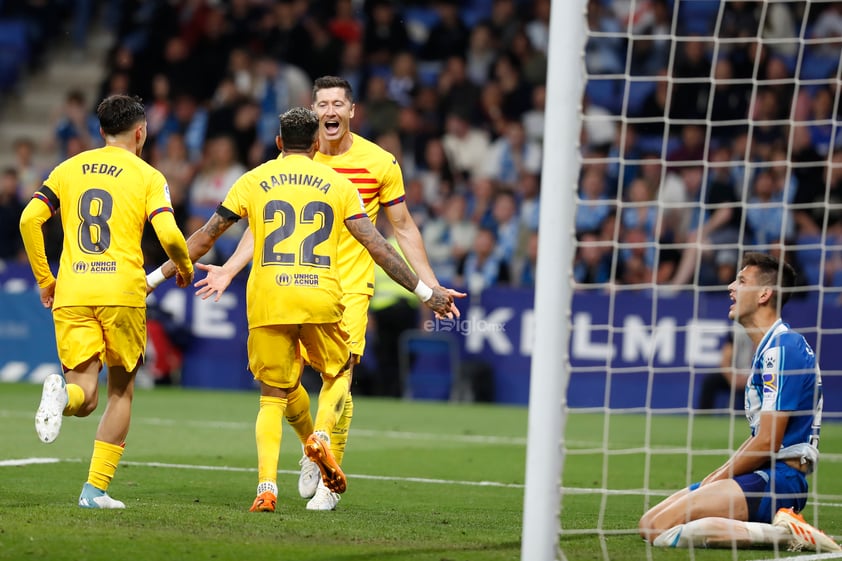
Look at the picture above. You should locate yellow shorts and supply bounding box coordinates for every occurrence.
[339,292,371,357]
[249,323,351,388]
[300,293,370,365]
[53,306,146,371]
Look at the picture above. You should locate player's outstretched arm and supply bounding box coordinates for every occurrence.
[345,216,453,317]
[147,212,238,292]
[194,227,254,301]
[149,211,194,288]
[384,200,466,317]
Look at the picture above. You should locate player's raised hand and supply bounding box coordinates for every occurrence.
[424,286,455,318]
[194,262,235,302]
[435,286,466,319]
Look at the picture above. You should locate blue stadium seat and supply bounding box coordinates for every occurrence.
[399,329,461,401]
[585,79,622,113]
[0,19,30,92]
[626,80,657,115]
[798,50,840,81]
[675,0,721,35]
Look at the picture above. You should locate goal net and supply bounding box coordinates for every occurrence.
[524,1,842,560]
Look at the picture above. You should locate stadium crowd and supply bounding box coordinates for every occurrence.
[1,0,842,296]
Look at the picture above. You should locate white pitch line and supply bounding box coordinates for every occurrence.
[0,410,527,446]
[0,457,61,467]
[753,553,842,561]
[0,457,525,489]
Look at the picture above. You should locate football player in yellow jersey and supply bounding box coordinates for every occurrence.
[19,94,194,509]
[187,76,465,511]
[147,107,454,512]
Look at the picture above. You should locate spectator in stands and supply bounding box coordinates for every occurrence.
[442,111,491,182]
[417,137,456,207]
[478,80,507,138]
[489,189,522,263]
[465,22,497,86]
[259,0,313,74]
[709,57,751,142]
[421,0,469,64]
[668,124,706,166]
[328,0,362,45]
[525,0,550,56]
[576,165,614,236]
[514,230,539,288]
[809,4,842,58]
[12,137,44,202]
[151,133,195,232]
[490,52,533,120]
[573,231,613,285]
[670,38,713,120]
[634,70,670,138]
[669,160,743,288]
[0,167,24,262]
[486,0,522,50]
[157,92,209,163]
[144,74,173,148]
[186,135,247,261]
[386,51,418,108]
[252,55,312,155]
[794,148,842,241]
[483,118,542,189]
[423,192,477,286]
[362,0,410,71]
[585,0,625,75]
[622,178,659,245]
[48,89,100,160]
[457,226,511,293]
[805,86,838,157]
[466,175,497,229]
[522,83,545,148]
[509,28,547,87]
[438,55,482,127]
[337,39,365,97]
[516,172,541,231]
[364,74,400,137]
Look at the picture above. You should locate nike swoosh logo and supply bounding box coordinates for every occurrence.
[391,159,397,164]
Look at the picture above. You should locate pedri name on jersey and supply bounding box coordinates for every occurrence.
[81,163,124,177]
[73,260,117,274]
[259,173,330,193]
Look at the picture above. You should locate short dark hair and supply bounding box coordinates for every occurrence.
[279,107,319,151]
[741,251,796,308]
[96,95,146,136]
[313,76,353,102]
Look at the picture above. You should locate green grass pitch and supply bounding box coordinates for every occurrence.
[1,383,839,560]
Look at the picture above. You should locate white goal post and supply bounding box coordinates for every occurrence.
[523,1,842,560]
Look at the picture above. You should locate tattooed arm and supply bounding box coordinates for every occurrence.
[155,211,240,283]
[344,216,454,317]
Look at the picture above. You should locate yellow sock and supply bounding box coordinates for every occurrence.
[331,392,353,465]
[284,384,313,446]
[314,372,350,435]
[256,396,287,485]
[65,383,85,416]
[87,440,124,491]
